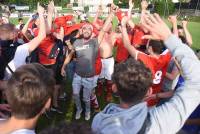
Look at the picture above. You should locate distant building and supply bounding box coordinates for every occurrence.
[70,0,113,13]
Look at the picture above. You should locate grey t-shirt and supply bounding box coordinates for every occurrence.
[73,38,98,77]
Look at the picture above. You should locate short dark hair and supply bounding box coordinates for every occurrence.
[148,40,164,54]
[39,121,93,134]
[179,35,187,44]
[18,18,23,22]
[112,58,152,104]
[6,63,55,119]
[177,25,183,30]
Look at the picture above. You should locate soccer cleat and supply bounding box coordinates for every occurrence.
[50,106,63,114]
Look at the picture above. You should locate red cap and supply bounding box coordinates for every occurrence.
[64,23,85,36]
[54,17,66,28]
[64,15,73,21]
[54,15,74,28]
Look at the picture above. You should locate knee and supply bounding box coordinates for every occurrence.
[73,94,80,100]
[83,95,90,102]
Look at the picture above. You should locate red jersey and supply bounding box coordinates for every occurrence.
[137,50,171,106]
[114,38,129,63]
[28,20,35,29]
[33,28,56,65]
[115,32,133,63]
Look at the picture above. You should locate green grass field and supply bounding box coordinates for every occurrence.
[8,16,200,133]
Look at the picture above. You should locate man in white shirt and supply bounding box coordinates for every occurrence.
[0,3,46,81]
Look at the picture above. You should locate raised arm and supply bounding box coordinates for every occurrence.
[128,0,133,19]
[141,13,200,134]
[27,3,46,53]
[127,0,135,29]
[21,17,32,36]
[97,4,115,45]
[168,15,178,36]
[182,20,193,46]
[92,11,102,30]
[140,0,148,23]
[93,5,102,24]
[121,17,137,58]
[46,1,55,34]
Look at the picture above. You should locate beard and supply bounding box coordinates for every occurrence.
[83,33,92,40]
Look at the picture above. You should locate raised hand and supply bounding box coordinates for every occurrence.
[182,20,188,27]
[110,3,118,13]
[129,0,134,9]
[141,0,148,11]
[168,15,177,24]
[48,1,55,13]
[141,13,172,41]
[37,3,45,15]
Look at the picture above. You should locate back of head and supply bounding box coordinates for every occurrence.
[39,121,93,134]
[112,58,152,104]
[6,63,55,119]
[148,40,164,54]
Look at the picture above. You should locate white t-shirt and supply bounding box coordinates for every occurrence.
[10,129,35,134]
[4,43,29,80]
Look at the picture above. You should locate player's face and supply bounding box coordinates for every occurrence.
[82,26,92,39]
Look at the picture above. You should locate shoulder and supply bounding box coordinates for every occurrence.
[89,38,98,45]
[15,43,29,53]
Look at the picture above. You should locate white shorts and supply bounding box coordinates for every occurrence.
[98,57,114,80]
